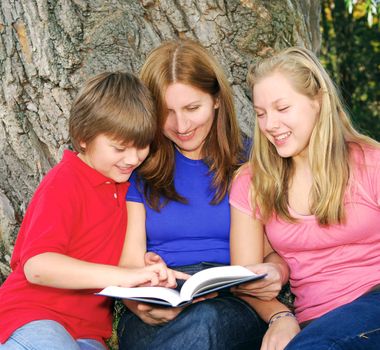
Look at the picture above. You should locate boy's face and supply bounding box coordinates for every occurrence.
[78,134,149,183]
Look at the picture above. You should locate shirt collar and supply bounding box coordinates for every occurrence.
[63,149,121,187]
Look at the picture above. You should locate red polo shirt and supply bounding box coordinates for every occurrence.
[0,150,129,344]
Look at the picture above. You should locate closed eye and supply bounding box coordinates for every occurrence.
[186,105,200,111]
[255,110,265,118]
[278,106,289,112]
[113,146,125,152]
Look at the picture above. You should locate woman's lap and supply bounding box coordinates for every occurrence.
[285,290,380,350]
[118,293,267,350]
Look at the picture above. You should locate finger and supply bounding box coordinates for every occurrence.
[173,270,191,280]
[164,269,177,288]
[144,252,165,265]
[192,292,218,303]
[149,271,159,286]
[137,303,153,312]
[157,263,169,282]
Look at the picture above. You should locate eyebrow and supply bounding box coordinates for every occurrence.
[253,98,288,109]
[167,100,202,109]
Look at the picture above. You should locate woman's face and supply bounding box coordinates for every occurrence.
[253,72,320,163]
[163,82,219,160]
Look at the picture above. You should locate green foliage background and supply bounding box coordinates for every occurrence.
[321,0,380,141]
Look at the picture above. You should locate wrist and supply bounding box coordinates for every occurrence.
[275,262,289,285]
[268,310,296,327]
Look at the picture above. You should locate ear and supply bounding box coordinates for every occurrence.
[214,96,220,109]
[314,89,323,112]
[79,140,87,151]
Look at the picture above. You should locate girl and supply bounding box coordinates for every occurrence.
[230,47,380,349]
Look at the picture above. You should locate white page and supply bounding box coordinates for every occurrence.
[179,265,256,300]
[99,285,184,306]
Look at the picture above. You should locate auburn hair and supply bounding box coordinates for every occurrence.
[138,39,244,210]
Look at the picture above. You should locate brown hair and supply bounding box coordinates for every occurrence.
[138,39,244,210]
[247,47,379,225]
[69,71,156,152]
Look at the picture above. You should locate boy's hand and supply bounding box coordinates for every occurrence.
[143,252,190,287]
[144,252,165,266]
[123,263,189,288]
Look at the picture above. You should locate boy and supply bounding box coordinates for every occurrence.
[0,72,180,349]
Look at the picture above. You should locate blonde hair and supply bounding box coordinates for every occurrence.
[70,72,156,152]
[247,47,379,225]
[139,39,243,210]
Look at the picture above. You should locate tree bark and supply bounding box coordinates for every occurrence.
[0,0,321,282]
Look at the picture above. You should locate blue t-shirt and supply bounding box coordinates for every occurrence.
[126,149,230,267]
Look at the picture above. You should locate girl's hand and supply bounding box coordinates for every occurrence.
[260,316,300,350]
[232,263,283,301]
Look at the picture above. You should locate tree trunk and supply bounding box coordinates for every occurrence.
[0,0,321,282]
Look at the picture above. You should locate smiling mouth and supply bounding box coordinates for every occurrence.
[117,166,134,174]
[274,132,291,141]
[176,130,195,140]
[177,130,194,136]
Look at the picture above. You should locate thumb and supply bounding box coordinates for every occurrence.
[144,252,164,266]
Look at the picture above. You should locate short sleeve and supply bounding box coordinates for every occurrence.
[126,172,144,203]
[12,179,79,269]
[229,167,254,217]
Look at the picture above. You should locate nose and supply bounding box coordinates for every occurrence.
[123,148,140,166]
[265,111,280,131]
[171,111,190,133]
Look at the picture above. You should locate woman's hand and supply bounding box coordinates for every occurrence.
[232,262,283,301]
[260,316,300,350]
[124,299,183,325]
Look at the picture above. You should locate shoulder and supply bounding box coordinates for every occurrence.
[349,143,380,170]
[349,142,380,204]
[126,171,144,202]
[229,163,253,213]
[232,163,252,184]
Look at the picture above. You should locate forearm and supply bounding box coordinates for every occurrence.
[239,295,291,323]
[24,252,130,289]
[264,251,289,286]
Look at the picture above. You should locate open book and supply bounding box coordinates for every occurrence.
[98,265,266,307]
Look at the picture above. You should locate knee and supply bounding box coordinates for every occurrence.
[184,301,220,326]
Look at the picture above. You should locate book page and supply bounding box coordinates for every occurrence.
[179,265,257,300]
[98,285,184,306]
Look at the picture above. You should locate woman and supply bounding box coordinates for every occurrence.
[117,39,288,350]
[230,46,380,349]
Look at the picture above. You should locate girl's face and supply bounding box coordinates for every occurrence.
[253,72,320,163]
[163,82,219,160]
[79,134,149,183]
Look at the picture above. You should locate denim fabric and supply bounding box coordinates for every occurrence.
[117,263,267,350]
[285,290,380,350]
[0,320,106,350]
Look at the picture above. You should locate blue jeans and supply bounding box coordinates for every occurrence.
[0,320,106,350]
[117,263,267,350]
[285,290,380,350]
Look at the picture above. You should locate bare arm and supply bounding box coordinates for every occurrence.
[24,201,181,290]
[230,205,300,349]
[118,201,186,325]
[119,201,147,268]
[24,252,175,289]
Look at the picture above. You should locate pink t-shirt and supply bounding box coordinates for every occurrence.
[230,144,380,323]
